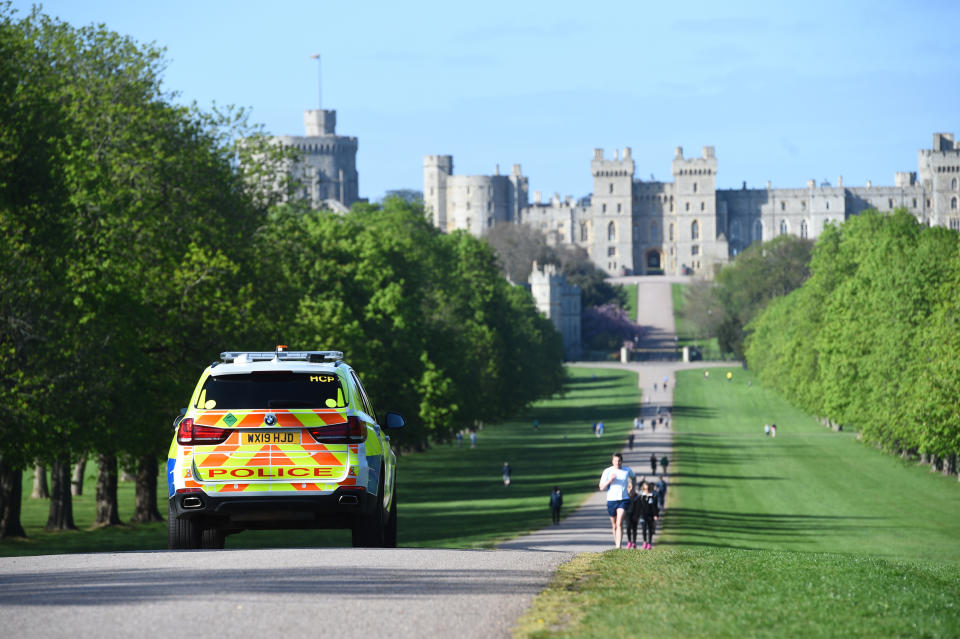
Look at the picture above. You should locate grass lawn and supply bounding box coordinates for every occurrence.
[516,368,960,638]
[1,367,641,555]
[622,283,638,323]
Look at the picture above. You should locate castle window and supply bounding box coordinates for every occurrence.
[700,202,705,211]
[951,219,960,231]
[779,220,788,235]
[913,198,917,208]
[487,217,493,227]
[617,203,622,213]
[466,186,470,195]
[466,202,471,211]
[488,201,492,212]
[651,220,660,242]
[691,244,699,256]
[610,183,614,194]
[801,220,808,239]
[602,203,607,213]
[608,246,616,256]
[953,178,958,190]
[691,220,699,241]
[693,182,698,193]
[825,200,830,210]
[685,202,690,212]
[953,197,958,210]
[780,201,785,211]
[580,223,588,242]
[927,198,932,208]
[466,217,471,228]
[608,221,616,241]
[669,223,675,241]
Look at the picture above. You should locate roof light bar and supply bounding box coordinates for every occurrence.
[219,350,344,364]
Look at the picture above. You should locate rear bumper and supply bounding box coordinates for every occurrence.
[169,488,376,530]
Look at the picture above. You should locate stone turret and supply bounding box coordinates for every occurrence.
[591,148,635,275]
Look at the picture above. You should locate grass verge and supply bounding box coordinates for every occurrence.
[515,367,960,637]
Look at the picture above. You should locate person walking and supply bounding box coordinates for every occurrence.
[502,462,512,487]
[627,432,635,450]
[771,423,777,438]
[596,421,604,437]
[660,454,670,475]
[624,485,641,549]
[469,431,477,448]
[549,486,563,524]
[663,376,669,390]
[655,474,667,509]
[599,453,635,549]
[633,416,640,430]
[764,423,771,436]
[649,452,657,474]
[638,481,659,549]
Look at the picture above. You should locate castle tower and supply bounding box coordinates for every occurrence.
[272,108,359,210]
[591,148,635,275]
[424,155,453,229]
[671,146,721,275]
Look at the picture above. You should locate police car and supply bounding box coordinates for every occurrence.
[167,347,404,549]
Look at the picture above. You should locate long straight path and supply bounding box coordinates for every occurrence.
[500,276,735,552]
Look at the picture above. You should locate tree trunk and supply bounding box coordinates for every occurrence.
[944,453,957,478]
[0,456,27,538]
[131,456,162,523]
[45,457,76,531]
[94,452,121,527]
[71,454,87,497]
[31,462,49,499]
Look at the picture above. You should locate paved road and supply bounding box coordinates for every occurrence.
[0,277,738,638]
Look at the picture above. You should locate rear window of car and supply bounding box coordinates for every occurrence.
[195,372,347,410]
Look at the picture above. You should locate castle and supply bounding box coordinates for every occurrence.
[271,109,360,211]
[424,133,960,276]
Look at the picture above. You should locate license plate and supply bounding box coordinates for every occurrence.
[245,431,296,444]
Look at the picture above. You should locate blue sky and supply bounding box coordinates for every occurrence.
[14,0,960,201]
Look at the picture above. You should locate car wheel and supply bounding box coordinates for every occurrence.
[168,501,201,550]
[201,527,226,549]
[384,484,397,548]
[351,467,386,547]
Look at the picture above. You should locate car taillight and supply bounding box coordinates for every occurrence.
[308,416,367,443]
[177,418,230,445]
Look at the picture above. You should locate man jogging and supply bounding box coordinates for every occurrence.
[599,453,635,549]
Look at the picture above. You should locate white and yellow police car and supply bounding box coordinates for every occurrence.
[167,347,404,549]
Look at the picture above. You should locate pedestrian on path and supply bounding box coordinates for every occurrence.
[638,481,659,549]
[633,416,640,430]
[649,452,657,474]
[771,423,777,438]
[596,421,604,437]
[549,486,563,524]
[660,455,670,475]
[638,418,644,432]
[655,475,667,509]
[599,453,635,549]
[764,423,771,436]
[627,432,635,450]
[470,431,477,448]
[624,485,641,549]
[502,462,512,487]
[663,376,669,390]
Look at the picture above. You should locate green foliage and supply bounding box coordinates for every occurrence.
[248,200,565,449]
[746,210,960,459]
[683,234,813,357]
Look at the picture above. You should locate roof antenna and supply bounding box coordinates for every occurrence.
[310,53,321,109]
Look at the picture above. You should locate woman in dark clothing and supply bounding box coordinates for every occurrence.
[624,486,642,548]
[638,481,660,549]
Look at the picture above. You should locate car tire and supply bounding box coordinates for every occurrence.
[201,527,226,549]
[384,484,397,548]
[351,468,386,548]
[168,501,201,550]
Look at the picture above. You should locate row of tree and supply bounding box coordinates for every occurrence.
[0,7,565,538]
[746,210,960,478]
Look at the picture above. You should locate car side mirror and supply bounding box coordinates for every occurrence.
[385,412,405,429]
[172,407,187,429]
